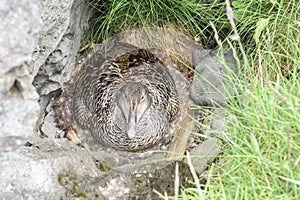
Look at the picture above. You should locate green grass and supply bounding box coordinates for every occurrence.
[84,0,299,199]
[84,0,229,47]
[199,76,299,199]
[178,0,300,199]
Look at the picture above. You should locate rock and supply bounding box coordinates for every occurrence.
[41,109,60,139]
[201,108,235,141]
[187,139,221,174]
[0,137,194,199]
[0,99,39,152]
[188,108,232,174]
[209,109,227,132]
[0,0,40,150]
[0,0,40,99]
[190,49,237,107]
[30,0,90,136]
[31,0,89,97]
[0,0,41,73]
[0,138,93,199]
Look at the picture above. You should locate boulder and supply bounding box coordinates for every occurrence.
[190,49,237,107]
[0,0,40,151]
[0,137,194,199]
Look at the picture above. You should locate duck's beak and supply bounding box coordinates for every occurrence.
[127,104,137,139]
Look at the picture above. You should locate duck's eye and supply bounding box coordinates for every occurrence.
[122,92,128,99]
[140,93,146,101]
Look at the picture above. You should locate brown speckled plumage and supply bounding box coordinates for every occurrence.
[54,42,178,151]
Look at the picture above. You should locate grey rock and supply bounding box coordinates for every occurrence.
[0,138,95,199]
[202,108,234,140]
[210,109,227,132]
[0,0,40,147]
[0,0,41,73]
[0,99,39,141]
[30,0,90,137]
[31,0,89,97]
[188,139,220,174]
[0,137,194,199]
[0,0,40,100]
[190,49,237,107]
[41,109,60,139]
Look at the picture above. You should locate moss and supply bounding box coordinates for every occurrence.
[72,192,88,198]
[94,160,112,172]
[72,183,78,193]
[57,176,64,185]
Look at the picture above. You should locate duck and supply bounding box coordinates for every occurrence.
[55,42,179,151]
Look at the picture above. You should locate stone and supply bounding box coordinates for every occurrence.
[0,0,40,151]
[31,0,89,97]
[187,139,221,174]
[201,108,235,142]
[210,109,227,132]
[190,49,237,107]
[0,0,40,100]
[0,99,39,152]
[30,0,90,137]
[0,0,41,73]
[0,138,95,199]
[0,137,194,199]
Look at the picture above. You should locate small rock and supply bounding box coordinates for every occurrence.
[190,49,237,107]
[187,139,221,174]
[202,108,234,140]
[210,109,227,131]
[0,99,39,149]
[41,109,60,138]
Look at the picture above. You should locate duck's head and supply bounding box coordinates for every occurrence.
[117,82,152,139]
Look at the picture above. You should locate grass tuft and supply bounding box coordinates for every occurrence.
[84,0,229,47]
[179,0,300,199]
